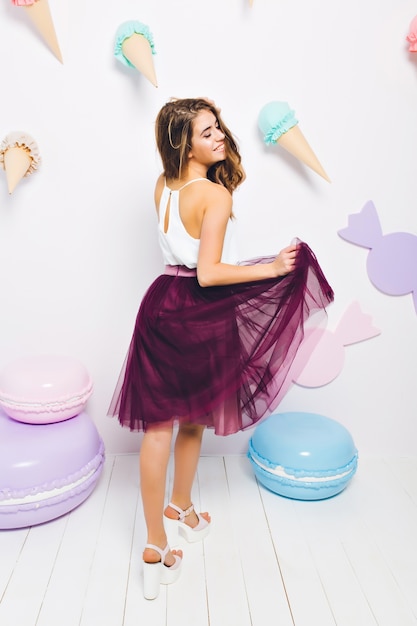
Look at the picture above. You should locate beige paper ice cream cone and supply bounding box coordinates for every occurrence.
[121,33,158,87]
[23,0,63,63]
[4,147,32,194]
[277,124,330,182]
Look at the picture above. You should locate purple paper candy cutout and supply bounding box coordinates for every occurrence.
[291,301,380,387]
[338,201,417,313]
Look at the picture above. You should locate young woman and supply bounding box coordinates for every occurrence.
[108,98,333,599]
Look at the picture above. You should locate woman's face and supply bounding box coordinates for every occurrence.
[188,109,226,168]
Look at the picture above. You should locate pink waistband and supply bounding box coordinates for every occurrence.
[164,265,197,277]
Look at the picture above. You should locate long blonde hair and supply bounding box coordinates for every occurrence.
[155,98,245,193]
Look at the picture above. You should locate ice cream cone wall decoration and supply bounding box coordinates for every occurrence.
[406,14,417,52]
[11,0,63,63]
[0,132,41,194]
[258,101,330,182]
[114,21,158,87]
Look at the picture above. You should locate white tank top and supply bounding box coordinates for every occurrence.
[158,178,238,269]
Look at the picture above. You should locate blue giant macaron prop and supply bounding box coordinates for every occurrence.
[248,412,358,500]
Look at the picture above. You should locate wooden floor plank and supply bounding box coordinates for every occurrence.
[166,541,208,626]
[79,455,140,626]
[0,516,68,626]
[0,527,29,601]
[260,486,337,626]
[308,537,378,626]
[342,535,417,626]
[35,456,114,626]
[1,454,417,626]
[282,472,378,625]
[198,455,252,626]
[384,457,417,505]
[224,455,294,626]
[359,458,417,533]
[370,531,417,620]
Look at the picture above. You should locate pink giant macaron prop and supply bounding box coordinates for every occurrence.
[0,355,93,424]
[0,354,104,529]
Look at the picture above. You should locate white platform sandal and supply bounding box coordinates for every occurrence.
[164,502,211,545]
[143,543,182,600]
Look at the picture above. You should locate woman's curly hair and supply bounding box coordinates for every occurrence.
[155,98,245,193]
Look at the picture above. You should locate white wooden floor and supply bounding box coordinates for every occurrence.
[1,454,417,626]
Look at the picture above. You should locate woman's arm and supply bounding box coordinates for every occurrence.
[197,185,297,287]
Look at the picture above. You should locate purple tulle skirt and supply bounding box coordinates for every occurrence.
[108,241,334,435]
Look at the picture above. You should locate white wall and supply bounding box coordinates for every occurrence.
[0,0,416,457]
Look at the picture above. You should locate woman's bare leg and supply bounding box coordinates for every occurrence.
[140,423,182,564]
[165,423,210,527]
